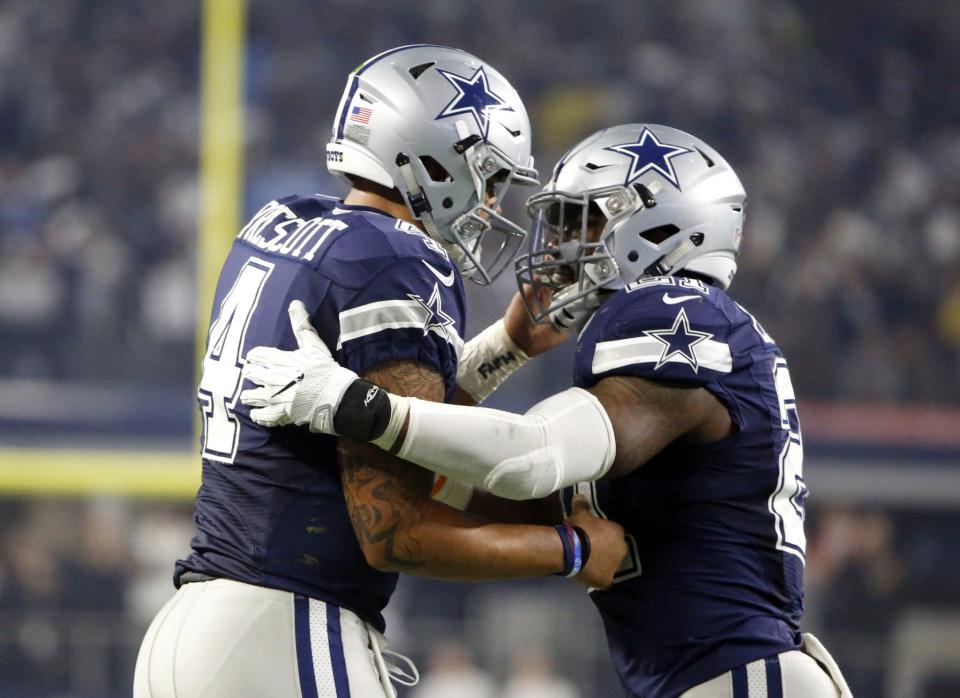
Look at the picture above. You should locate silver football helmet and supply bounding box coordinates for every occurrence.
[516,124,746,330]
[327,45,539,284]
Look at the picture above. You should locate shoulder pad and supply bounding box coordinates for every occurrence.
[576,277,734,385]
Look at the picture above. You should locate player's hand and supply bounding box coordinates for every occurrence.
[240,300,359,434]
[565,494,627,589]
[502,284,569,358]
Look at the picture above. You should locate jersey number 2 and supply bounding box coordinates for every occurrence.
[768,358,807,563]
[197,258,274,463]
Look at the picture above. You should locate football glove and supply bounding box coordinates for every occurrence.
[240,300,359,434]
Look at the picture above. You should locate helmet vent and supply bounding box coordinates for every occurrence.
[694,147,714,167]
[408,62,435,79]
[419,156,453,182]
[633,183,657,208]
[639,224,680,244]
[357,92,374,103]
[585,162,609,170]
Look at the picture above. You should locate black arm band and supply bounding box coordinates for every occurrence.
[332,380,392,442]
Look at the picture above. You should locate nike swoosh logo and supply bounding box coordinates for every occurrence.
[662,293,701,305]
[422,260,456,287]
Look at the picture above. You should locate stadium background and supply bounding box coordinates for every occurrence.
[1,0,959,695]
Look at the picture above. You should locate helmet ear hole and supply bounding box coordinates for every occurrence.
[627,250,639,262]
[419,156,453,183]
[639,224,680,244]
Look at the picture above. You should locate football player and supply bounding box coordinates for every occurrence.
[241,124,855,697]
[134,47,627,698]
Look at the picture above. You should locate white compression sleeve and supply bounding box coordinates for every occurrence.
[393,387,616,500]
[456,319,529,403]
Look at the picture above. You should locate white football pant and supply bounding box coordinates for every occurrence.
[134,578,400,698]
[680,634,853,697]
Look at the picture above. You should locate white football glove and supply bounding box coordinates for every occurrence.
[240,300,359,434]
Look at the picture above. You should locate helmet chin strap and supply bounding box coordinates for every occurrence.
[643,232,705,277]
[449,120,487,282]
[443,242,478,280]
[395,152,443,241]
[394,121,485,281]
[548,284,602,334]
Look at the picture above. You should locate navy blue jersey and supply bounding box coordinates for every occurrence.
[563,276,806,698]
[177,195,465,631]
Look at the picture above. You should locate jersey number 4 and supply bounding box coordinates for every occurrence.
[197,258,275,463]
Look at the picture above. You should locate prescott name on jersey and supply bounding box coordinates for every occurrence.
[179,195,466,632]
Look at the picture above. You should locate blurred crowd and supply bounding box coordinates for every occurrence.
[1,0,959,407]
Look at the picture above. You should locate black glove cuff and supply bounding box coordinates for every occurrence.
[333,380,392,441]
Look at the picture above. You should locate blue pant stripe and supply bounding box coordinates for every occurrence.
[294,596,319,698]
[765,656,783,698]
[731,664,749,698]
[326,603,351,697]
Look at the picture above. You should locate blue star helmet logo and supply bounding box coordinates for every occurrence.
[643,307,712,372]
[605,127,693,190]
[436,66,513,140]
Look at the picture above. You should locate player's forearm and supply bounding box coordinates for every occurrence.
[339,442,568,579]
[391,500,565,579]
[455,318,530,404]
[452,292,567,403]
[348,387,616,500]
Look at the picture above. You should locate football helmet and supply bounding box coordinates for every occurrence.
[327,45,539,284]
[516,124,746,330]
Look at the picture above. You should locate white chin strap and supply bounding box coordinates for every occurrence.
[442,240,478,280]
[389,387,616,500]
[548,284,601,334]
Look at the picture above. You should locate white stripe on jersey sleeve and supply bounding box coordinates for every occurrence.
[337,299,464,357]
[592,335,733,374]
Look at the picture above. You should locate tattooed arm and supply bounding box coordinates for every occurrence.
[338,360,624,583]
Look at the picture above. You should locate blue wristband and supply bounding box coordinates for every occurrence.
[554,522,584,577]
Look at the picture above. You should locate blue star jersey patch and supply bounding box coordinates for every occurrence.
[605,127,692,189]
[436,66,512,140]
[643,307,713,372]
[585,278,733,382]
